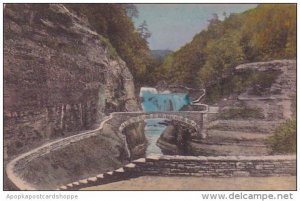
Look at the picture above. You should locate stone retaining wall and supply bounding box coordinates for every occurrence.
[59,154,296,190]
[137,155,296,177]
[6,115,114,190]
[6,110,213,190]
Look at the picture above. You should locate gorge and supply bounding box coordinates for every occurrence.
[4,4,143,189]
[139,87,192,155]
[3,3,296,190]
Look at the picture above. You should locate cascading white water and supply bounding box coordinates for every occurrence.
[140,87,191,155]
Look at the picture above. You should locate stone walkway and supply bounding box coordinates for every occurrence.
[82,176,296,190]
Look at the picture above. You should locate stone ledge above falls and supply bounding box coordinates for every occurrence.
[235,60,296,71]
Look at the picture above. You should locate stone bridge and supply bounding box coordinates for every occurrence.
[106,110,214,139]
[6,108,218,190]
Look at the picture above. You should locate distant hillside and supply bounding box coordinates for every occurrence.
[156,4,296,103]
[151,50,173,62]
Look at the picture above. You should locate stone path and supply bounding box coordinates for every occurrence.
[198,119,283,156]
[6,110,211,190]
[6,114,114,190]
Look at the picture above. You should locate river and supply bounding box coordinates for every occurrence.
[139,87,190,155]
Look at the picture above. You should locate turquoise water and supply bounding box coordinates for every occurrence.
[141,91,190,112]
[140,87,190,155]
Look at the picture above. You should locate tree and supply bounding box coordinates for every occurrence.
[266,119,296,154]
[157,4,295,103]
[137,20,151,40]
[65,4,153,84]
[124,4,139,18]
[208,13,220,26]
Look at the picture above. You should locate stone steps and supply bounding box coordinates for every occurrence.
[58,160,143,190]
[190,129,271,155]
[189,142,270,156]
[207,120,282,133]
[59,154,296,190]
[199,130,271,146]
[58,153,296,190]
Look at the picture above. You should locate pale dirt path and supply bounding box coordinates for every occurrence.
[82,176,296,191]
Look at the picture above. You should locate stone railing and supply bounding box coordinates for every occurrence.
[6,110,213,190]
[136,154,296,177]
[6,115,114,190]
[59,154,296,190]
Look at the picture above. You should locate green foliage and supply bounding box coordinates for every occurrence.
[158,4,296,103]
[242,4,296,60]
[266,119,296,154]
[98,35,119,60]
[247,71,281,95]
[218,108,264,120]
[198,30,245,87]
[66,4,153,84]
[137,20,151,40]
[204,70,280,102]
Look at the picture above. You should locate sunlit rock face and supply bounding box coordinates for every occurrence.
[188,60,297,157]
[234,60,296,121]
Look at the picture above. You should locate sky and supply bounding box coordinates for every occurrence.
[133,4,257,51]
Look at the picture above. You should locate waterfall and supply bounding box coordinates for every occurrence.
[140,87,190,112]
[139,87,190,155]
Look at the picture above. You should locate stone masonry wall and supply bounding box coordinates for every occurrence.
[136,155,296,177]
[60,154,296,190]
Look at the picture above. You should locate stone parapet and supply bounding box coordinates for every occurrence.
[137,154,296,177]
[59,154,296,190]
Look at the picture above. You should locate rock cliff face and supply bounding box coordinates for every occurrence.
[215,60,296,123]
[195,60,296,156]
[123,122,147,159]
[158,60,296,156]
[4,4,140,158]
[234,60,296,120]
[17,124,131,190]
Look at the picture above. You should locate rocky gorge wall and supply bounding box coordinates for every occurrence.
[225,60,296,121]
[157,60,296,156]
[3,4,148,190]
[4,4,140,159]
[5,112,130,190]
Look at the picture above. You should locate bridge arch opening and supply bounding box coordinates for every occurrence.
[119,114,201,156]
[119,114,200,135]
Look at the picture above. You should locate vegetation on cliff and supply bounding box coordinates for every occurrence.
[266,119,296,154]
[66,4,153,84]
[3,4,143,157]
[155,4,296,103]
[218,108,264,120]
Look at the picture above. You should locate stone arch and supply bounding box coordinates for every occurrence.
[118,113,203,138]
